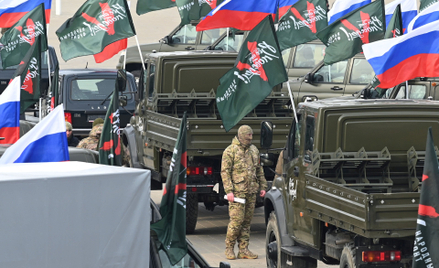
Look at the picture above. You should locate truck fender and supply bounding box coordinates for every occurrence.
[264,183,295,247]
[122,124,142,168]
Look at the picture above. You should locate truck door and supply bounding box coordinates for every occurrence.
[284,115,319,246]
[297,60,348,103]
[163,25,200,51]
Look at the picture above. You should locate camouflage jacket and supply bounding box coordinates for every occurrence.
[76,124,102,151]
[221,137,267,195]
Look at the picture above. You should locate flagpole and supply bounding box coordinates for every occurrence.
[286,82,298,124]
[226,28,229,51]
[406,81,409,99]
[134,35,145,71]
[45,23,52,120]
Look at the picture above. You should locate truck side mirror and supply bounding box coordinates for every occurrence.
[116,69,127,92]
[304,73,311,83]
[260,121,273,149]
[119,95,128,107]
[160,36,170,44]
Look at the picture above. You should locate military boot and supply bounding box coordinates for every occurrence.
[225,248,236,260]
[237,248,258,259]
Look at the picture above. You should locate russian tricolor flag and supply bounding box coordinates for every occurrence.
[407,2,439,32]
[0,0,52,28]
[0,76,20,145]
[327,0,371,25]
[363,19,439,89]
[196,0,278,31]
[385,0,417,33]
[0,104,69,164]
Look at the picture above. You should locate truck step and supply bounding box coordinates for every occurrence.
[281,246,309,257]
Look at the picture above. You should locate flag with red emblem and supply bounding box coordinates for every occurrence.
[12,35,41,114]
[151,112,187,266]
[216,15,287,131]
[0,3,48,69]
[412,127,439,268]
[55,0,135,62]
[277,0,328,51]
[98,70,124,166]
[316,0,385,65]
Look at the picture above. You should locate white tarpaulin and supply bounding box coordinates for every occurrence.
[0,161,151,268]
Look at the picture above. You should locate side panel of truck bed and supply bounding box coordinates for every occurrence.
[145,110,292,156]
[305,174,419,238]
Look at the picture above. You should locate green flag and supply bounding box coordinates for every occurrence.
[56,0,136,62]
[420,0,439,12]
[412,128,439,267]
[13,36,42,114]
[176,0,224,26]
[0,3,48,69]
[136,0,176,15]
[316,0,385,65]
[151,112,188,266]
[370,4,402,94]
[98,70,124,166]
[277,0,328,51]
[216,16,288,132]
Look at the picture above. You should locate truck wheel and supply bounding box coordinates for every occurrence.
[266,212,282,268]
[186,193,198,234]
[340,244,356,268]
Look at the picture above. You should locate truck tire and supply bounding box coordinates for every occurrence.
[339,244,356,268]
[266,211,317,268]
[266,212,283,268]
[186,193,198,234]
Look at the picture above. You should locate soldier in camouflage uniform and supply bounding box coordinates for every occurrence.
[221,125,267,260]
[76,123,103,150]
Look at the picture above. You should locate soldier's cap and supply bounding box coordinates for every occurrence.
[65,121,72,131]
[93,118,104,127]
[238,125,253,137]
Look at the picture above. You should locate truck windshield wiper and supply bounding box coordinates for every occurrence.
[100,91,113,105]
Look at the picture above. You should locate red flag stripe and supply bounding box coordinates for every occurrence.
[174,183,187,194]
[419,204,439,218]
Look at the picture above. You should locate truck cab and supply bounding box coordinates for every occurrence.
[54,69,137,138]
[289,53,375,104]
[117,23,227,77]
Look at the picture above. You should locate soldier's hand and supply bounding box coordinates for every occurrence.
[260,190,266,198]
[227,192,235,202]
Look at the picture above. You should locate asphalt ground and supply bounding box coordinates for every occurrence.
[49,1,395,267]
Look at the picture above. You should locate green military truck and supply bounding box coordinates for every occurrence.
[122,50,293,234]
[262,98,439,267]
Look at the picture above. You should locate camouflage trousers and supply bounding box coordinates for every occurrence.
[225,193,257,249]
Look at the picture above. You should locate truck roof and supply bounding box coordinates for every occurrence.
[147,50,238,61]
[299,97,439,111]
[59,69,134,76]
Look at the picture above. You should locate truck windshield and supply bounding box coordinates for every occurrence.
[293,44,325,68]
[70,78,133,101]
[213,32,245,52]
